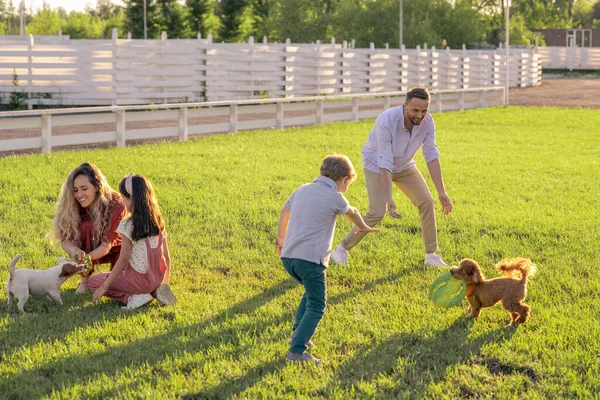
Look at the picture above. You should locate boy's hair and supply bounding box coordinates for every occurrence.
[320,154,357,182]
[119,175,165,241]
[406,86,430,102]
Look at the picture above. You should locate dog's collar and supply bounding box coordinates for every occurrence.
[466,283,477,297]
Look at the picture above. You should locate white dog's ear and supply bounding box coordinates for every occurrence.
[58,257,68,263]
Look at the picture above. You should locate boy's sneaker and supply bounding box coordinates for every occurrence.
[122,293,154,310]
[285,352,323,366]
[152,284,177,306]
[424,253,448,267]
[331,245,349,266]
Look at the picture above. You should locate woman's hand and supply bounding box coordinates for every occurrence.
[92,285,107,304]
[72,248,86,262]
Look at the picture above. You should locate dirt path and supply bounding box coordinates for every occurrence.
[509,79,600,108]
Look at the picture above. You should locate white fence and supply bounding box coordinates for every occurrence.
[538,46,600,70]
[0,33,537,107]
[0,87,504,154]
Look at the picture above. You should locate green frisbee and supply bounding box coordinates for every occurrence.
[429,272,467,308]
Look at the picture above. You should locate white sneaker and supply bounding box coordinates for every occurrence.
[331,245,349,266]
[152,284,177,306]
[122,293,154,310]
[424,253,448,267]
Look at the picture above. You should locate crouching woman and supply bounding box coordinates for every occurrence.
[51,162,126,293]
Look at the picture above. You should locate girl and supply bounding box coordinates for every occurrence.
[51,162,126,293]
[89,174,176,310]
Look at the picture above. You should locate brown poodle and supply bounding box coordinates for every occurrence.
[450,258,536,326]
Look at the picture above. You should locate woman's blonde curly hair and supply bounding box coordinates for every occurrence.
[51,162,120,249]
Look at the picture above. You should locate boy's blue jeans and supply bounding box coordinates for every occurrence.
[281,258,327,354]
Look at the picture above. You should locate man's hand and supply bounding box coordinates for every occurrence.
[439,193,453,215]
[387,199,402,218]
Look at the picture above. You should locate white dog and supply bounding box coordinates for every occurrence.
[6,254,85,313]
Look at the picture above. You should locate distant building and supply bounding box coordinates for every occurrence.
[532,29,600,47]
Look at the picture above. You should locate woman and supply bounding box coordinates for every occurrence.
[51,162,126,293]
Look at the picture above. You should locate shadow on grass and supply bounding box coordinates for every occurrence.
[0,270,409,399]
[321,317,517,398]
[0,288,125,357]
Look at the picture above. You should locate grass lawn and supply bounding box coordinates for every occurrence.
[0,106,598,399]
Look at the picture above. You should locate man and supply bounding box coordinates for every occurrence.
[331,86,453,267]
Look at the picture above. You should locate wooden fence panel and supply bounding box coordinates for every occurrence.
[0,35,541,107]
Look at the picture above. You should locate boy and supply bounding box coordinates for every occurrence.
[275,154,379,365]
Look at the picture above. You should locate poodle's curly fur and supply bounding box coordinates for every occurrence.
[450,258,536,326]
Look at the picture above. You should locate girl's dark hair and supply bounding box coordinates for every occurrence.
[119,175,165,241]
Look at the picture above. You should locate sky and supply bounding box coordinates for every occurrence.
[28,0,125,13]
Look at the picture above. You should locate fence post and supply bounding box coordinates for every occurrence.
[315,40,321,95]
[369,43,375,93]
[161,32,167,104]
[116,110,126,148]
[437,92,442,113]
[41,114,52,154]
[316,100,324,125]
[460,91,465,111]
[416,45,422,86]
[27,35,33,110]
[431,46,438,90]
[384,95,390,110]
[352,97,359,121]
[179,107,188,141]
[112,28,118,106]
[229,104,238,133]
[284,38,291,98]
[276,102,284,130]
[127,32,132,40]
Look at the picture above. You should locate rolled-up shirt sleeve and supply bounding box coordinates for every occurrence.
[422,119,441,163]
[374,117,394,172]
[105,200,125,245]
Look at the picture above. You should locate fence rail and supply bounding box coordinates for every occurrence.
[0,33,536,108]
[0,87,504,154]
[538,46,600,70]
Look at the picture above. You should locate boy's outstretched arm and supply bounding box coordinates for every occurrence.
[275,208,291,255]
[344,206,380,234]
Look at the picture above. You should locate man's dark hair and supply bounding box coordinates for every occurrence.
[406,86,430,102]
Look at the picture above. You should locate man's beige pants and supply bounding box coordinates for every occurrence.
[341,167,438,253]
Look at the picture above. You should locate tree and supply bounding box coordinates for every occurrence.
[592,0,600,27]
[0,0,7,34]
[62,11,103,39]
[572,0,595,27]
[252,0,279,41]
[219,0,256,42]
[157,0,191,38]
[124,0,161,39]
[186,0,220,38]
[26,3,63,35]
[274,0,333,43]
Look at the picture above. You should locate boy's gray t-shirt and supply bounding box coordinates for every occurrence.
[281,175,350,267]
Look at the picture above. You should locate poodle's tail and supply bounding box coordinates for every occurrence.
[8,254,22,282]
[496,258,536,284]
